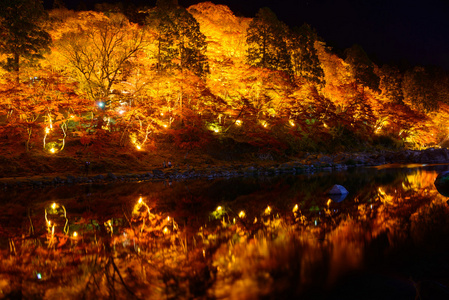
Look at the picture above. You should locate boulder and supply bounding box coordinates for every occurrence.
[152,169,164,177]
[107,172,117,180]
[434,170,449,196]
[328,184,349,195]
[329,193,348,203]
[66,175,76,184]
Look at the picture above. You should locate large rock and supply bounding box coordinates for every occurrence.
[328,184,349,195]
[419,148,449,163]
[434,170,449,196]
[329,193,348,203]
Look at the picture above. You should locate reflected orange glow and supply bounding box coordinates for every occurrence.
[2,166,449,298]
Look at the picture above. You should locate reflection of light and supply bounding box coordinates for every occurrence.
[50,148,56,153]
[214,128,219,133]
[327,199,332,206]
[216,206,222,211]
[292,204,298,213]
[236,120,242,126]
[136,145,141,150]
[45,127,50,134]
[167,216,170,221]
[238,211,246,218]
[289,120,295,127]
[163,227,168,234]
[37,273,42,280]
[314,220,317,226]
[52,203,56,210]
[98,102,105,108]
[264,206,271,215]
[163,124,167,128]
[161,112,164,116]
[73,231,78,238]
[138,197,143,204]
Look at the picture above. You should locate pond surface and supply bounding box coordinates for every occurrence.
[1,164,449,299]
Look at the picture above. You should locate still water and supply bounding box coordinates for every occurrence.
[1,164,449,299]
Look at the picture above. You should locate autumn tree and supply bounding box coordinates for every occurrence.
[402,66,438,112]
[345,44,379,92]
[246,7,291,73]
[379,64,404,104]
[146,0,209,76]
[289,24,324,86]
[54,12,147,115]
[0,0,51,83]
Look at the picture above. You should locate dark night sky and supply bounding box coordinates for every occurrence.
[44,0,449,70]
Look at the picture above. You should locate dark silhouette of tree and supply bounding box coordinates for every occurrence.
[379,64,404,104]
[246,7,291,74]
[289,24,325,86]
[53,0,66,9]
[345,44,380,92]
[0,0,51,83]
[147,0,209,77]
[402,66,438,112]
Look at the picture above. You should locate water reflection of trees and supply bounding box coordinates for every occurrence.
[0,168,449,298]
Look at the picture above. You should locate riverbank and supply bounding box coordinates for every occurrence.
[2,146,449,190]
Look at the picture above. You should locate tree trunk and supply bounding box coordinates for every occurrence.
[14,53,20,84]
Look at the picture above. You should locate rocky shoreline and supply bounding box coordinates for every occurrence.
[3,148,449,190]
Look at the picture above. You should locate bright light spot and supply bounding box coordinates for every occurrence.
[37,273,42,280]
[119,110,125,115]
[98,102,105,108]
[70,115,75,119]
[292,204,298,213]
[233,218,236,224]
[73,231,78,238]
[314,220,317,226]
[203,249,206,258]
[289,120,295,127]
[136,145,141,150]
[323,123,328,128]
[138,197,143,204]
[45,127,50,134]
[163,227,168,234]
[253,217,257,224]
[163,124,167,128]
[327,199,332,206]
[264,206,271,215]
[216,206,222,211]
[50,148,56,153]
[167,216,170,221]
[214,128,219,133]
[161,112,164,116]
[238,211,246,218]
[236,120,242,126]
[51,202,56,210]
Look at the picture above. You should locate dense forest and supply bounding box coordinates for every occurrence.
[2,0,449,159]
